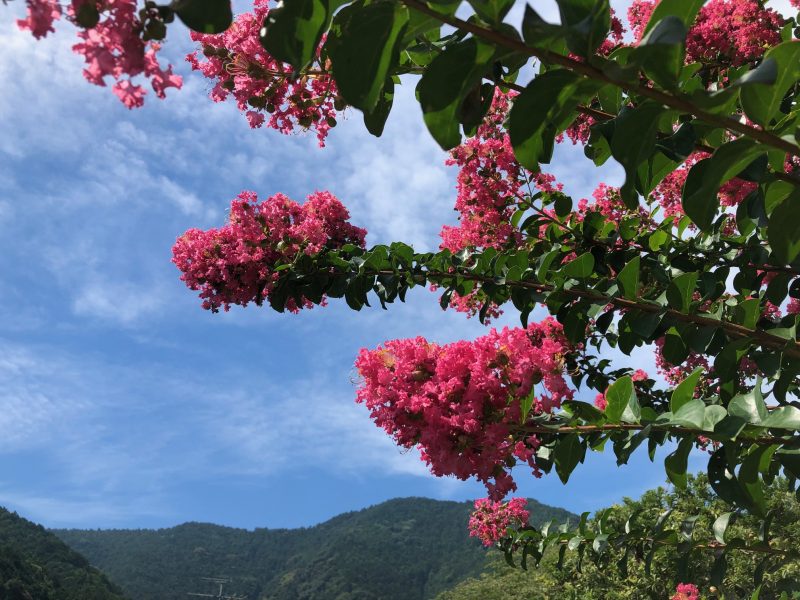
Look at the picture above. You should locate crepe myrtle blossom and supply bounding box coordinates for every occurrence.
[671,583,700,600]
[468,497,530,547]
[355,318,574,500]
[187,0,338,145]
[18,0,181,107]
[172,190,366,313]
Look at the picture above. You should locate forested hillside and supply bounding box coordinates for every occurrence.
[55,497,574,600]
[0,507,128,600]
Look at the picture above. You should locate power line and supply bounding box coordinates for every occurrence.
[187,576,247,599]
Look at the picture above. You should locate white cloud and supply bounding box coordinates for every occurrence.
[72,279,166,324]
[198,377,432,479]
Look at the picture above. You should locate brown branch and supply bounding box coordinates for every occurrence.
[400,0,800,158]
[515,422,800,447]
[497,81,800,186]
[404,269,800,360]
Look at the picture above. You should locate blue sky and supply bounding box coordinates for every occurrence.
[0,0,708,530]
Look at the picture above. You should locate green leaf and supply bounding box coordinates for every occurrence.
[761,406,800,430]
[739,445,776,516]
[328,2,409,112]
[554,434,585,484]
[728,387,768,425]
[605,376,641,424]
[616,256,640,300]
[703,405,727,431]
[634,16,686,89]
[173,0,231,33]
[417,38,495,149]
[363,77,395,136]
[642,0,704,36]
[467,0,515,25]
[714,338,752,386]
[671,398,705,429]
[713,512,733,544]
[661,325,690,365]
[609,103,666,208]
[732,297,761,330]
[666,271,698,313]
[560,252,595,279]
[521,4,568,52]
[768,191,800,264]
[259,0,327,68]
[741,41,800,126]
[555,0,611,57]
[519,387,536,424]
[682,139,767,230]
[554,194,573,218]
[670,367,702,413]
[509,70,600,169]
[665,437,693,489]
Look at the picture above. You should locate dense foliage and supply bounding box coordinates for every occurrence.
[11,0,800,591]
[438,475,800,600]
[0,507,128,600]
[54,497,574,600]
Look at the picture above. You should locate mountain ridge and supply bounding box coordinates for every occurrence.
[53,496,576,600]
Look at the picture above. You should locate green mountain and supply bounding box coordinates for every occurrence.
[0,507,128,600]
[54,497,575,600]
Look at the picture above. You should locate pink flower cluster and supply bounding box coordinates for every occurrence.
[468,497,530,547]
[18,0,181,108]
[672,583,700,600]
[187,0,338,146]
[440,90,562,253]
[355,319,574,499]
[172,190,366,312]
[437,91,562,322]
[16,0,61,38]
[628,0,782,67]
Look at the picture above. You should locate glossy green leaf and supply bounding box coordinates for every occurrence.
[666,271,698,313]
[521,4,568,52]
[634,16,686,89]
[173,0,232,33]
[328,2,409,112]
[561,252,595,279]
[682,139,766,230]
[363,77,395,136]
[509,70,600,169]
[467,0,515,24]
[605,376,641,424]
[616,255,640,300]
[671,398,705,429]
[259,0,327,68]
[417,38,495,149]
[713,512,733,544]
[519,387,536,424]
[555,0,611,57]
[554,434,585,484]
[741,41,800,126]
[609,103,666,208]
[665,437,693,489]
[642,0,704,36]
[703,405,727,431]
[728,387,768,425]
[761,406,800,430]
[768,191,800,265]
[670,367,702,413]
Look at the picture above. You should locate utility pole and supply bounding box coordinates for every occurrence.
[187,576,247,599]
